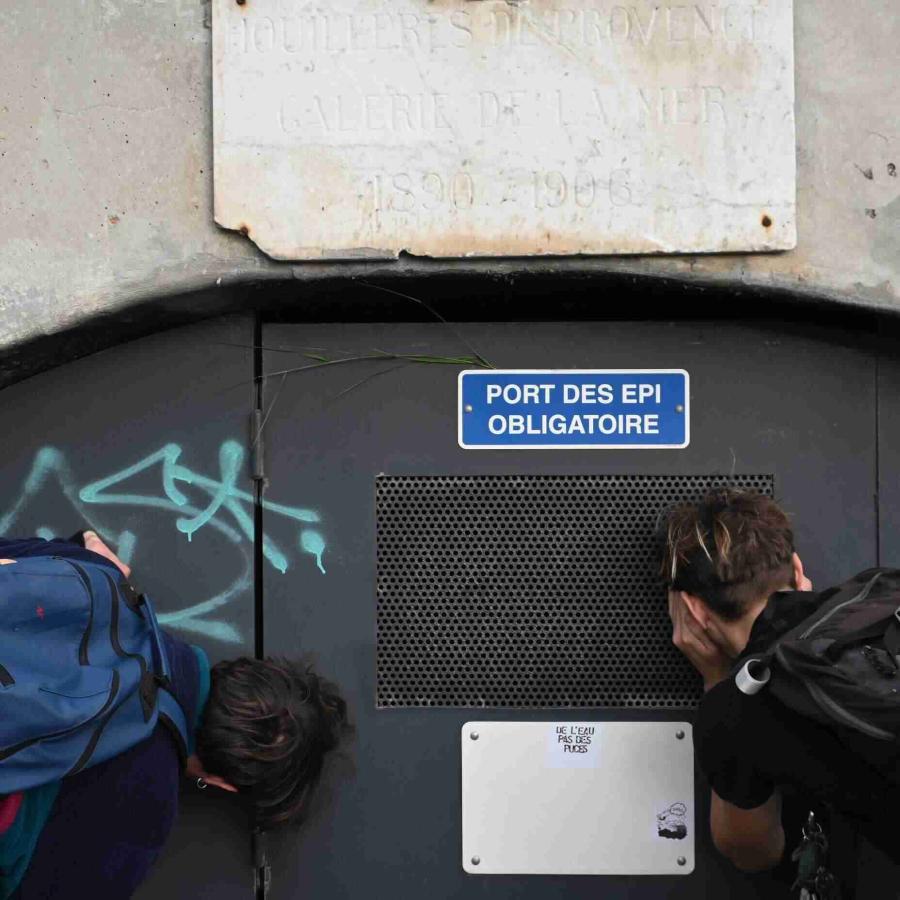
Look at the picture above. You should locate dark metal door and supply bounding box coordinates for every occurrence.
[259,320,877,900]
[0,317,257,900]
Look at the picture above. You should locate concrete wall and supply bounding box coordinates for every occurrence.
[1,0,898,356]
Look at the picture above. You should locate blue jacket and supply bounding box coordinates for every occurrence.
[0,538,209,900]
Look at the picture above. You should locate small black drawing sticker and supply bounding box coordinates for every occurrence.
[657,802,688,840]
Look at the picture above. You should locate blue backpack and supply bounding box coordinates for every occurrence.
[0,555,190,793]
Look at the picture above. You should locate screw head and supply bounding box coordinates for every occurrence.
[675,404,684,413]
[464,404,473,413]
[675,730,685,740]
[471,856,481,866]
[677,856,687,866]
[470,731,479,741]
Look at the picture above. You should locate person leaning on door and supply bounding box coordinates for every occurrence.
[0,531,349,899]
[661,489,900,895]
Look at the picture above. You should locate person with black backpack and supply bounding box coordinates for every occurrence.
[663,489,900,897]
[0,532,350,899]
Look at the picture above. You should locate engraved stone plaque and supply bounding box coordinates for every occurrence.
[213,0,796,260]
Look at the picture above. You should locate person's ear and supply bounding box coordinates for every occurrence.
[679,591,710,629]
[792,553,812,591]
[203,774,239,794]
[185,754,238,794]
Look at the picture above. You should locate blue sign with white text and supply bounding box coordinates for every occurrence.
[458,370,689,449]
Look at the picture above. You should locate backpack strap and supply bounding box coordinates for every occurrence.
[823,613,899,662]
[124,584,192,765]
[884,608,900,661]
[156,687,189,766]
[823,604,900,664]
[137,591,171,681]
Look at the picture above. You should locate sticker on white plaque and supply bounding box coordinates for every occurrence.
[462,721,694,875]
[212,0,796,260]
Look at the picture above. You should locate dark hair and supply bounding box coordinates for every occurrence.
[660,488,795,620]
[195,657,349,829]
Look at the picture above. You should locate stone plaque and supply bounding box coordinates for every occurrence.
[213,0,796,260]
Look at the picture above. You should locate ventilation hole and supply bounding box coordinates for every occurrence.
[376,474,774,709]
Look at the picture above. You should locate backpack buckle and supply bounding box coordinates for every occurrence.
[119,582,144,612]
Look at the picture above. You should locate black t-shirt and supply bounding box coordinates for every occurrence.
[695,597,900,863]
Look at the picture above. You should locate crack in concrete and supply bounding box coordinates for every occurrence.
[52,103,168,117]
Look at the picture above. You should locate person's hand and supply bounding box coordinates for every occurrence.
[668,590,732,692]
[83,531,131,579]
[793,553,813,591]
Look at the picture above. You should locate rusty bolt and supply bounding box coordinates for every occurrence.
[761,214,773,228]
[239,225,249,237]
[236,0,246,5]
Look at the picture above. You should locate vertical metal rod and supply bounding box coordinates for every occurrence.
[253,314,265,662]
[252,314,270,899]
[875,346,881,567]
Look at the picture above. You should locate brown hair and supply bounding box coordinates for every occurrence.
[196,657,349,829]
[660,488,795,620]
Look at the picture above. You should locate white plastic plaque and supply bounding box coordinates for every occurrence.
[462,721,694,875]
[213,0,796,260]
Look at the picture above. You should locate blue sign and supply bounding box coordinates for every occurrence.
[458,370,689,449]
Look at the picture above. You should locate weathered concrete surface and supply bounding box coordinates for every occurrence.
[1,0,898,358]
[214,0,796,258]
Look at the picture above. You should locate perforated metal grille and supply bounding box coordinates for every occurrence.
[376,474,774,708]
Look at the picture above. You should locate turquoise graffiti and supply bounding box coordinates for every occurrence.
[0,441,326,644]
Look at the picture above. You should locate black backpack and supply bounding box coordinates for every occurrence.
[735,568,900,746]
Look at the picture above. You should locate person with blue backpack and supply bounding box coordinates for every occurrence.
[0,531,349,899]
[662,489,900,898]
